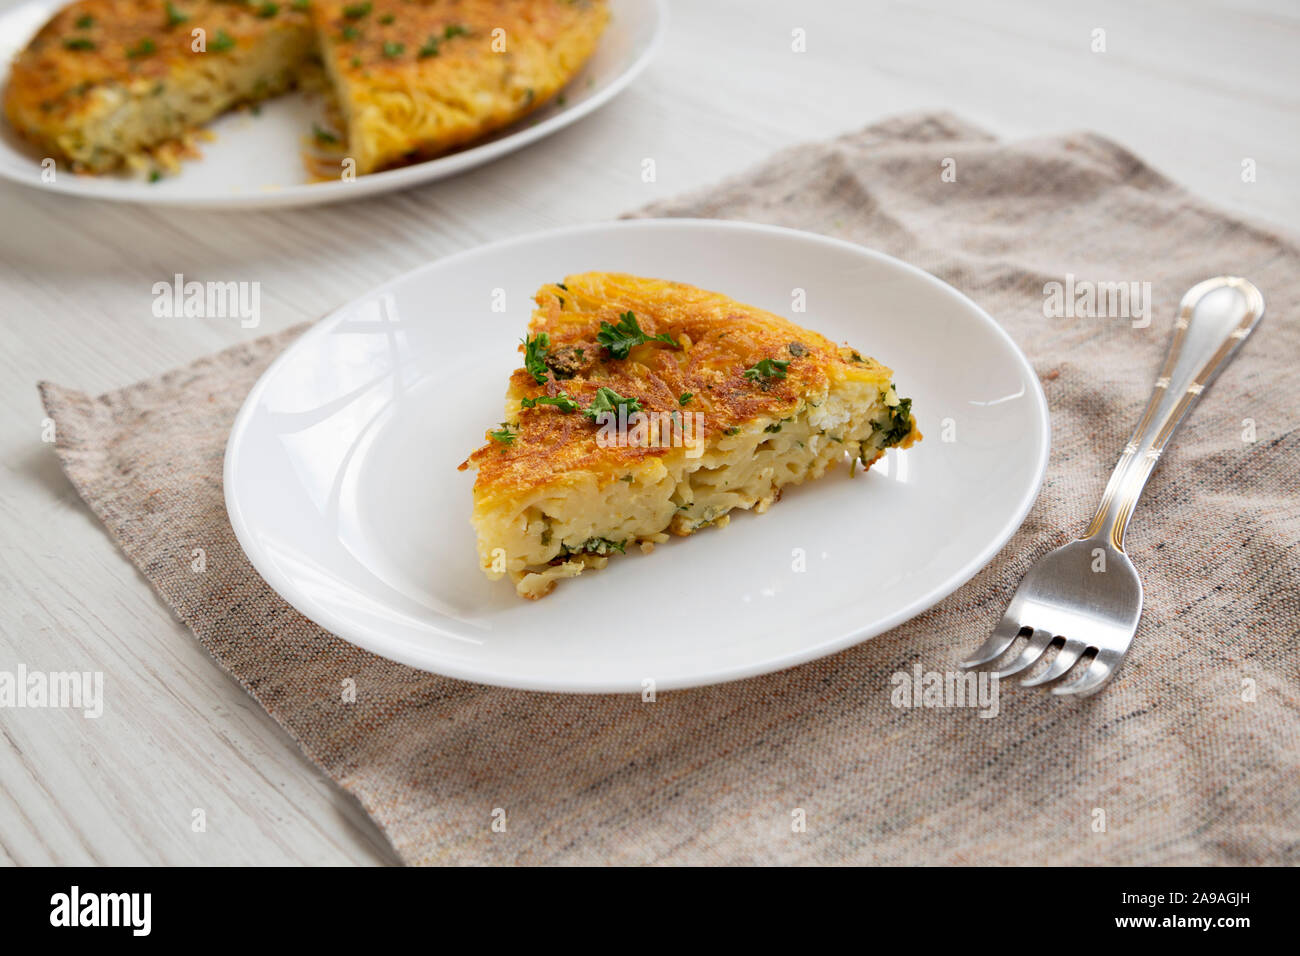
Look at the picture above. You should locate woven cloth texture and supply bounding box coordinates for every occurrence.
[39,112,1300,865]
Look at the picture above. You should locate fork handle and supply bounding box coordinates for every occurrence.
[1085,276,1264,550]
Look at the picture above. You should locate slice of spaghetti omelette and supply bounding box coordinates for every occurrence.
[311,0,608,174]
[460,273,921,599]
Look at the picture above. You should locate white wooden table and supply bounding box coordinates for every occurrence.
[1,0,1296,865]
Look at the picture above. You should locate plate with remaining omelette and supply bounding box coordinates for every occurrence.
[225,220,1050,691]
[0,0,663,207]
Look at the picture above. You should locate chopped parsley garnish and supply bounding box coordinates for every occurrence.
[74,14,95,28]
[292,0,310,9]
[417,36,440,58]
[382,41,404,58]
[211,30,236,51]
[580,537,625,555]
[787,342,808,357]
[255,2,280,18]
[743,358,790,384]
[443,23,469,39]
[596,310,679,359]
[878,394,914,448]
[148,169,163,183]
[521,392,581,414]
[164,1,189,26]
[341,24,360,40]
[379,12,395,24]
[62,37,96,51]
[678,392,693,406]
[343,1,371,18]
[312,123,339,144]
[724,426,740,435]
[488,423,517,445]
[126,38,157,59]
[556,282,568,291]
[584,387,642,422]
[522,332,551,385]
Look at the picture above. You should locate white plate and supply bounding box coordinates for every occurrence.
[225,219,1050,692]
[0,0,664,209]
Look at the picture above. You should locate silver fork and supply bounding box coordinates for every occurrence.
[962,276,1265,697]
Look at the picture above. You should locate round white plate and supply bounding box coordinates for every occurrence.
[0,0,664,209]
[225,219,1050,692]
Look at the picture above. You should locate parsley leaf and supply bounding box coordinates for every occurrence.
[126,37,157,59]
[521,392,581,414]
[678,392,693,406]
[879,395,914,447]
[584,387,642,422]
[522,332,550,385]
[488,423,517,445]
[743,358,790,384]
[596,311,679,359]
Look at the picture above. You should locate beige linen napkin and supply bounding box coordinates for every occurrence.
[39,113,1300,865]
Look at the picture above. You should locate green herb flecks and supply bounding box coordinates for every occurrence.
[576,537,626,555]
[522,332,551,385]
[74,14,95,28]
[488,423,517,445]
[382,41,404,58]
[417,36,440,58]
[743,357,789,385]
[164,1,188,26]
[62,37,96,51]
[597,310,679,359]
[312,123,340,145]
[126,37,157,59]
[678,392,693,406]
[443,23,469,39]
[255,2,280,18]
[343,1,371,18]
[211,30,236,51]
[584,387,642,423]
[877,393,914,448]
[521,392,581,414]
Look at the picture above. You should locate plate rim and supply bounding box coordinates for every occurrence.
[0,0,667,210]
[224,218,1051,692]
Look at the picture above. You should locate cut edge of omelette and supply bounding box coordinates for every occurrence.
[459,272,921,600]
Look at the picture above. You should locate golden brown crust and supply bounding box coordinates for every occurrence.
[462,272,905,496]
[312,0,607,173]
